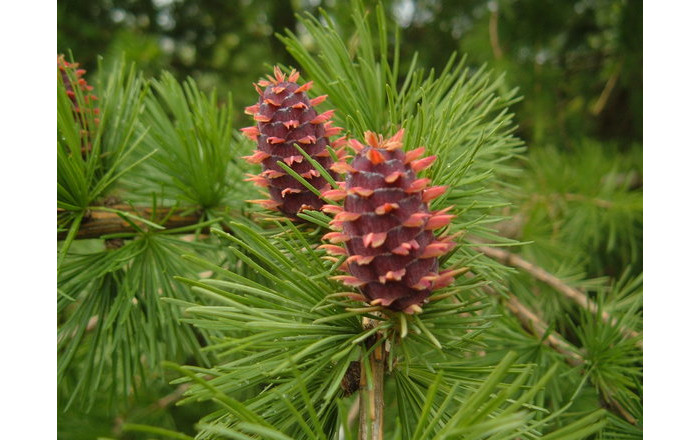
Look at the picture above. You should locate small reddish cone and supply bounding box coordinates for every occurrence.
[57,55,98,117]
[58,55,99,155]
[322,130,461,314]
[241,66,346,217]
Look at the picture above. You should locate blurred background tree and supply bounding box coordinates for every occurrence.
[58,0,642,148]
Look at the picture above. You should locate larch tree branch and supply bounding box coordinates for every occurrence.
[466,272,584,366]
[504,294,584,366]
[57,205,202,240]
[471,273,636,424]
[489,8,504,60]
[474,244,642,347]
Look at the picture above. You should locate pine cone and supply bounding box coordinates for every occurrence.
[241,66,345,217]
[321,130,462,314]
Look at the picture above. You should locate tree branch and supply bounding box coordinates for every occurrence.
[471,273,635,423]
[466,272,583,366]
[591,61,622,116]
[474,244,641,346]
[504,290,636,424]
[57,205,202,240]
[602,390,638,425]
[489,9,504,60]
[504,294,584,366]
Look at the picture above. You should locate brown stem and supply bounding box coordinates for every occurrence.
[603,390,638,425]
[359,318,385,440]
[470,272,634,423]
[369,343,385,440]
[591,61,622,116]
[148,383,190,411]
[57,205,202,240]
[504,291,636,424]
[474,244,641,347]
[359,381,367,439]
[489,9,504,60]
[504,294,584,366]
[467,272,583,366]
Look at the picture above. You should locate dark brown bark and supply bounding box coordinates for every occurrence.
[57,205,201,240]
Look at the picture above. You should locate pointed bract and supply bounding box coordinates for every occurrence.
[411,155,437,172]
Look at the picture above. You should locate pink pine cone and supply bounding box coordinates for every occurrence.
[241,66,345,217]
[321,130,462,314]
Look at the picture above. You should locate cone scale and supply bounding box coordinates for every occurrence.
[323,130,459,313]
[242,66,345,217]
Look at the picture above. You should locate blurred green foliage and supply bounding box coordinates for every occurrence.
[57,0,641,148]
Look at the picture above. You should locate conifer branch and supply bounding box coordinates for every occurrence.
[474,274,636,424]
[602,390,638,425]
[489,8,504,60]
[474,244,642,346]
[468,272,583,365]
[503,295,584,366]
[57,205,202,240]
